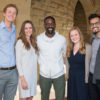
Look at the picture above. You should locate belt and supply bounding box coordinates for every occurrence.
[0,66,16,70]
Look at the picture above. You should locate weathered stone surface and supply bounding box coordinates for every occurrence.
[0,0,99,41]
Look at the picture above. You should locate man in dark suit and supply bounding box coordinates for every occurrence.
[88,14,100,100]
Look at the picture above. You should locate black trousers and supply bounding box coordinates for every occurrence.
[88,73,100,100]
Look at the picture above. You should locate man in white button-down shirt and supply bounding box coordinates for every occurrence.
[37,16,67,100]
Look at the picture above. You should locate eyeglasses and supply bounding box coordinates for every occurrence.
[45,23,55,27]
[90,22,100,27]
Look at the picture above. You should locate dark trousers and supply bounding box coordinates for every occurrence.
[39,74,65,100]
[88,72,100,100]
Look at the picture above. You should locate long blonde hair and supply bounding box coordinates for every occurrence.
[17,20,38,52]
[66,26,85,57]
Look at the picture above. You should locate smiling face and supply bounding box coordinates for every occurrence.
[3,7,17,23]
[24,23,33,39]
[90,17,100,35]
[70,29,80,44]
[44,18,56,35]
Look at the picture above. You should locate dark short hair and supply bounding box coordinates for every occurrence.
[3,4,18,15]
[88,14,100,22]
[44,16,56,24]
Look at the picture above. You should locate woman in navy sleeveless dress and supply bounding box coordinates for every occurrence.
[66,26,90,100]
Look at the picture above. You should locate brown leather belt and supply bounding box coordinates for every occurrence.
[0,66,16,70]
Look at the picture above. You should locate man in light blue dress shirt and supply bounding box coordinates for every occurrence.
[0,4,18,100]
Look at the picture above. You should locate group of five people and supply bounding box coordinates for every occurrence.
[0,3,100,100]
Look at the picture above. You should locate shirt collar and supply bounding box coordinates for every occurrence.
[93,35,100,39]
[0,21,16,33]
[0,21,6,29]
[43,31,58,42]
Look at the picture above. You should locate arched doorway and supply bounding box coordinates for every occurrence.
[74,1,89,42]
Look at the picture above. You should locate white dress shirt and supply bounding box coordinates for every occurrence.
[37,32,67,79]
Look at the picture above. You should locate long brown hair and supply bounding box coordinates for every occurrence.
[66,26,85,57]
[17,20,38,52]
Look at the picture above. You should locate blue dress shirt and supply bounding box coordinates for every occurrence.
[0,21,16,68]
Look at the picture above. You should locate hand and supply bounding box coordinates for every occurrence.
[20,76,28,90]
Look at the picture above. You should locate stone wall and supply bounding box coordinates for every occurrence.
[31,0,69,38]
[0,0,99,41]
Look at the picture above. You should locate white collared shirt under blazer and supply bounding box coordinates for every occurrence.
[37,32,67,79]
[15,39,37,98]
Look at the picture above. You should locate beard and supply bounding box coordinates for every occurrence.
[93,32,98,35]
[92,27,100,35]
[46,27,55,34]
[93,30,99,35]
